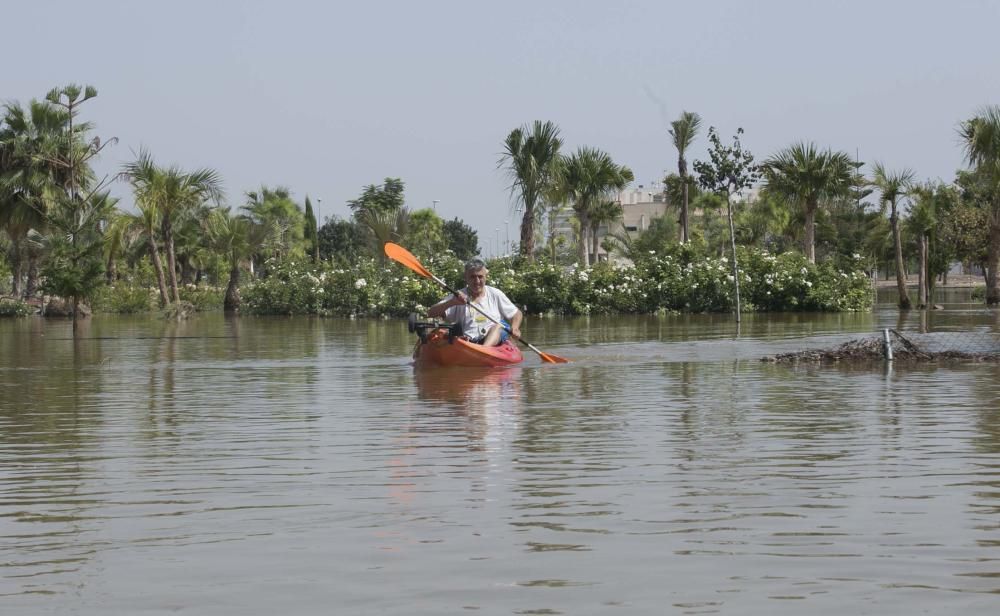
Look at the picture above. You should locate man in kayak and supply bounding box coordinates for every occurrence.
[427,258,523,346]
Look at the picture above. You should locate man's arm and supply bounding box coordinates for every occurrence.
[427,291,466,319]
[508,308,523,339]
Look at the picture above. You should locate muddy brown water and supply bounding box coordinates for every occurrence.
[2,300,999,615]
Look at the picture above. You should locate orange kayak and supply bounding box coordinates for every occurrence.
[413,328,523,367]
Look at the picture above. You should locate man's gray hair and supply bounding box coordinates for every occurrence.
[464,258,488,272]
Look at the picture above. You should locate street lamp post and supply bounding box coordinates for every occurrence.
[504,220,509,255]
[495,228,500,259]
[433,199,439,212]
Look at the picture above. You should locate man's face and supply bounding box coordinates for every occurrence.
[464,267,487,295]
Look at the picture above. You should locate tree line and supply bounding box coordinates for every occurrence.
[3,83,1000,327]
[0,84,481,325]
[501,108,1000,308]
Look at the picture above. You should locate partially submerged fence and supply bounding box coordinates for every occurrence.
[765,327,1000,363]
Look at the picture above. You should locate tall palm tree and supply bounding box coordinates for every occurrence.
[761,142,853,263]
[499,121,563,261]
[871,162,916,309]
[906,182,952,308]
[121,150,223,304]
[560,147,634,266]
[959,105,1000,305]
[668,111,702,243]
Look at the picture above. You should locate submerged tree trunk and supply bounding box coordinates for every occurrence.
[804,198,818,264]
[162,218,181,304]
[890,204,911,309]
[519,204,535,262]
[10,259,22,298]
[727,195,741,324]
[149,236,170,306]
[224,264,241,312]
[23,256,39,299]
[106,252,117,285]
[917,234,928,308]
[986,222,1000,306]
[680,172,690,244]
[576,211,590,267]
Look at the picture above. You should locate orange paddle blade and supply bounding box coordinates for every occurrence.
[384,242,433,279]
[539,351,570,364]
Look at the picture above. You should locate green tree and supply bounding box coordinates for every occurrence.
[499,121,564,261]
[588,199,626,263]
[959,105,1000,305]
[871,162,915,309]
[624,214,680,259]
[102,209,144,284]
[948,168,993,282]
[0,98,77,297]
[761,142,853,263]
[668,110,702,243]
[7,85,118,332]
[121,150,223,305]
[318,217,365,265]
[304,195,318,264]
[242,186,305,267]
[347,178,405,216]
[206,208,267,311]
[907,182,957,307]
[560,146,633,266]
[442,217,479,261]
[405,208,447,257]
[693,127,760,320]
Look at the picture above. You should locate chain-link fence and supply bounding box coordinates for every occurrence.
[766,326,1000,363]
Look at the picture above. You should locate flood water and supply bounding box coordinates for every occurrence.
[2,299,999,615]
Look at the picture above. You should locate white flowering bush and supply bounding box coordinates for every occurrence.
[240,246,872,317]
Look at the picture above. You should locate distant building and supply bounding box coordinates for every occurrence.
[548,182,671,262]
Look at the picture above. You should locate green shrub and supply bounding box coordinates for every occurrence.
[90,285,155,314]
[239,248,873,317]
[179,285,223,311]
[0,298,32,317]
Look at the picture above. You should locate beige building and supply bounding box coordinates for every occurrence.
[548,183,671,262]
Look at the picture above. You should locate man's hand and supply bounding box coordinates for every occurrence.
[450,291,467,306]
[509,325,522,339]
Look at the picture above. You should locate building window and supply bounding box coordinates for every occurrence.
[625,226,638,232]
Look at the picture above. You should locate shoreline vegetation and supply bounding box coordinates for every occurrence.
[3,85,1000,326]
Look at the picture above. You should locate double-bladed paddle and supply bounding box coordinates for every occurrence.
[384,242,569,364]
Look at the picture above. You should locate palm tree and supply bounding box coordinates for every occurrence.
[121,150,223,304]
[0,99,74,297]
[206,208,267,312]
[959,105,1000,305]
[101,209,145,285]
[871,162,916,309]
[761,142,853,263]
[668,111,702,243]
[560,147,634,266]
[499,121,563,261]
[588,199,624,264]
[242,186,306,263]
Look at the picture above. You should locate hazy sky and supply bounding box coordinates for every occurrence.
[6,0,1000,253]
